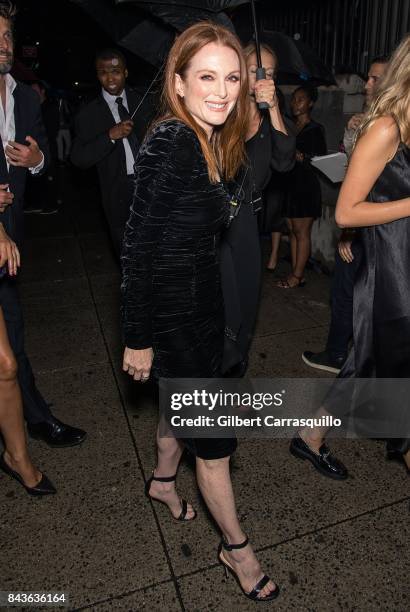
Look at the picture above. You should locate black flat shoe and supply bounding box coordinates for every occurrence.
[27,418,86,448]
[218,536,280,602]
[0,453,56,496]
[145,472,197,522]
[290,434,348,480]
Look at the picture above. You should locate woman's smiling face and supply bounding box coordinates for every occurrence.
[175,42,241,137]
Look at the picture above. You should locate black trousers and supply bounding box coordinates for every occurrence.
[0,277,52,424]
[326,239,362,359]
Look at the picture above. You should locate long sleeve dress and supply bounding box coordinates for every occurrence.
[121,119,229,379]
[221,115,296,373]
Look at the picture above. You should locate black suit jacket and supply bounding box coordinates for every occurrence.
[0,82,49,245]
[71,87,150,230]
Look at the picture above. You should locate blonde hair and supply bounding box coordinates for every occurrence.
[243,42,278,67]
[155,21,249,183]
[355,35,410,146]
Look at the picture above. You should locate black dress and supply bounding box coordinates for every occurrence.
[122,119,227,377]
[334,143,410,454]
[121,119,237,459]
[283,119,327,219]
[221,115,295,372]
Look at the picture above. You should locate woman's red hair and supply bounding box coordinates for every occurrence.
[155,21,249,183]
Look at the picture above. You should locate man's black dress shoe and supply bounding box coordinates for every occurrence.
[27,418,86,448]
[0,453,56,496]
[290,434,348,480]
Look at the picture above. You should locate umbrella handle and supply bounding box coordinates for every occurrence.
[256,67,269,110]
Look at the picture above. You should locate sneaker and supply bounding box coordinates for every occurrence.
[302,350,345,374]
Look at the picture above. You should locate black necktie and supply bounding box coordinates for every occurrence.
[115,96,139,161]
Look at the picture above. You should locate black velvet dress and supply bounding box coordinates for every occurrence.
[121,120,227,379]
[283,119,327,219]
[334,143,410,454]
[122,119,237,459]
[221,115,295,372]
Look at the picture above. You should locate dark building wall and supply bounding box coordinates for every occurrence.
[261,0,410,74]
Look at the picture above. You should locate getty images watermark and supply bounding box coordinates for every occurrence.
[169,389,341,429]
[159,381,343,438]
[159,378,410,439]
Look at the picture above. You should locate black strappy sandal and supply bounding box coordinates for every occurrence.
[276,273,306,289]
[144,472,197,522]
[218,536,280,602]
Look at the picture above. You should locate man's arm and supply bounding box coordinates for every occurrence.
[5,91,50,173]
[71,107,127,170]
[71,109,115,169]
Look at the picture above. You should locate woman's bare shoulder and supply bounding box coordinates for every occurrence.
[363,116,401,144]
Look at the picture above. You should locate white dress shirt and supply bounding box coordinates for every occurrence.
[0,73,44,174]
[102,88,135,176]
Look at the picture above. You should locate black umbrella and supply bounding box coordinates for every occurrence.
[249,0,268,109]
[72,0,279,114]
[116,0,269,107]
[115,0,251,25]
[70,0,175,69]
[261,31,336,86]
[114,0,250,34]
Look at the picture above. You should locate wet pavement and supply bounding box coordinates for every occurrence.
[1,172,409,611]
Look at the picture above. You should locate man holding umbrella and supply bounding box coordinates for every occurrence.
[71,49,148,257]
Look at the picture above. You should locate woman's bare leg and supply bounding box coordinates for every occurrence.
[287,219,297,271]
[0,307,41,487]
[299,405,332,452]
[147,422,195,519]
[196,456,276,599]
[279,217,314,287]
[267,232,281,270]
[291,217,314,279]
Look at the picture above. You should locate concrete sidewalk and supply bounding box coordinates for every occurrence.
[1,180,409,611]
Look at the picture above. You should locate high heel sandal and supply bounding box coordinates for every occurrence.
[144,472,197,522]
[218,536,280,602]
[0,452,56,497]
[276,273,306,289]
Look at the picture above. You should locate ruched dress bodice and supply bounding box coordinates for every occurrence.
[121,120,228,378]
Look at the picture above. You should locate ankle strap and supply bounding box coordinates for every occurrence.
[221,536,249,551]
[150,473,176,483]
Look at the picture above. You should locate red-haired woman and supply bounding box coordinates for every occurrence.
[121,22,279,602]
[0,224,55,495]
